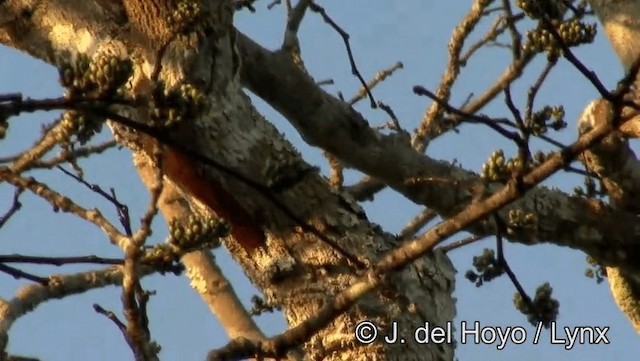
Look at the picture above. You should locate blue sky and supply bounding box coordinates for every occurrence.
[0,1,638,360]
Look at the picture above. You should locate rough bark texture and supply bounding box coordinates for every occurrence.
[0,1,455,360]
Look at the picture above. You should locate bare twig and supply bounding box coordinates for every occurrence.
[460,12,526,63]
[413,0,493,150]
[93,303,127,333]
[503,86,531,164]
[0,265,157,354]
[0,263,48,284]
[234,0,259,12]
[348,61,403,106]
[131,148,163,244]
[439,234,487,253]
[413,86,523,144]
[282,0,311,51]
[525,59,557,123]
[119,151,163,360]
[397,208,437,241]
[0,168,129,248]
[267,0,281,10]
[315,78,334,86]
[501,0,522,60]
[308,2,376,108]
[0,188,23,229]
[0,254,122,266]
[8,120,65,174]
[0,140,116,166]
[58,166,133,236]
[493,214,541,320]
[376,101,404,132]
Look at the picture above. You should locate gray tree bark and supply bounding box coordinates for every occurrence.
[1,1,455,360]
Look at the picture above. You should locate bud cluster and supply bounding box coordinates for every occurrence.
[58,110,102,145]
[150,82,207,127]
[507,208,538,234]
[516,0,566,20]
[523,18,597,58]
[58,52,133,99]
[514,282,559,328]
[168,0,202,35]
[481,150,529,182]
[465,248,504,287]
[528,105,566,135]
[168,214,229,250]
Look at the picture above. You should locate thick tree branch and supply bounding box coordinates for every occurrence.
[578,98,640,332]
[209,97,637,359]
[236,30,640,273]
[586,0,640,333]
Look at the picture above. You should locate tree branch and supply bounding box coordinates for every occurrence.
[236,30,640,272]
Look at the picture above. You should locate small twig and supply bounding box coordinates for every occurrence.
[397,208,437,241]
[493,214,541,320]
[0,168,128,248]
[267,0,281,10]
[413,0,493,149]
[525,59,557,123]
[309,2,376,108]
[0,265,162,356]
[0,140,116,167]
[0,254,122,266]
[57,166,133,236]
[537,18,611,101]
[439,234,487,253]
[537,134,567,149]
[503,86,531,163]
[282,0,311,50]
[504,85,525,131]
[413,86,522,143]
[376,101,403,132]
[234,0,259,12]
[348,61,403,106]
[121,243,156,360]
[315,79,334,86]
[461,12,526,63]
[8,118,65,174]
[135,285,154,337]
[131,146,163,245]
[501,0,522,60]
[0,188,23,229]
[93,303,128,336]
[0,263,48,284]
[344,175,383,202]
